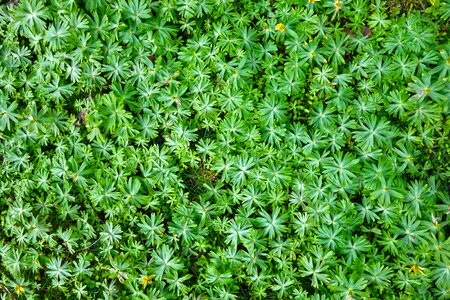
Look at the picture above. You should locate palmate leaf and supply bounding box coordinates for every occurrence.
[41,76,75,101]
[261,123,286,147]
[432,44,450,79]
[13,0,49,32]
[176,0,199,19]
[168,215,197,246]
[302,130,327,155]
[225,218,252,247]
[349,53,372,80]
[312,64,334,85]
[425,232,450,262]
[305,175,331,202]
[165,270,192,296]
[391,55,416,80]
[407,98,442,126]
[88,10,113,41]
[255,207,287,239]
[100,222,122,245]
[299,42,326,66]
[317,225,344,251]
[3,248,24,276]
[0,99,20,131]
[374,199,401,228]
[262,162,292,189]
[46,257,71,282]
[328,173,358,199]
[196,137,218,161]
[370,177,406,203]
[406,19,436,53]
[57,227,78,254]
[329,86,355,111]
[408,74,448,102]
[331,268,369,298]
[121,0,152,26]
[353,115,394,150]
[98,93,133,133]
[384,30,409,55]
[300,255,330,288]
[394,216,429,246]
[438,0,450,18]
[258,97,287,124]
[137,213,165,246]
[413,51,440,75]
[364,262,394,292]
[368,56,393,84]
[228,153,255,187]
[392,143,419,173]
[385,89,413,119]
[338,235,371,264]
[272,274,295,298]
[324,152,359,182]
[152,245,183,279]
[432,258,450,289]
[45,20,71,51]
[309,102,336,129]
[325,33,348,67]
[102,54,132,82]
[140,18,178,45]
[121,177,149,206]
[284,54,306,81]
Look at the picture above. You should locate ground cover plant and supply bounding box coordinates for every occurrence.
[0,0,450,299]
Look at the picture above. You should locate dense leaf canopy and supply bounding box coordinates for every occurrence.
[0,0,450,299]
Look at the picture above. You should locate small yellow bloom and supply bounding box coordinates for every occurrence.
[14,285,25,295]
[409,264,425,275]
[432,214,440,227]
[275,23,286,33]
[141,275,156,287]
[334,0,342,11]
[308,0,320,3]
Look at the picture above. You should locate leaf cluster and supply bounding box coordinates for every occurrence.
[0,0,450,299]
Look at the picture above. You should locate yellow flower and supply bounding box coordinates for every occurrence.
[409,264,425,275]
[334,0,342,11]
[14,285,25,295]
[141,275,156,287]
[432,214,440,227]
[275,23,286,33]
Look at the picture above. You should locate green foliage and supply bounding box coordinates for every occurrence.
[0,0,449,299]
